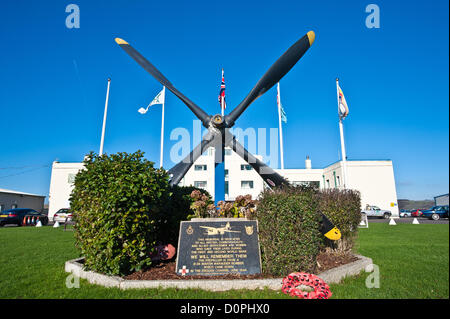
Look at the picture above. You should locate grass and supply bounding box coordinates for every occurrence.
[0,223,448,299]
[330,223,449,298]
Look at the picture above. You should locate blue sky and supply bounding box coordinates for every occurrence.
[0,0,448,201]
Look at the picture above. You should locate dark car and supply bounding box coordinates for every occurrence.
[0,208,49,227]
[422,206,449,221]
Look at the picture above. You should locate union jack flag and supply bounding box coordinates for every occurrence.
[218,68,226,110]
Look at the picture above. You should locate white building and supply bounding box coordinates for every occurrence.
[179,148,399,216]
[48,162,84,218]
[177,148,265,201]
[48,149,399,219]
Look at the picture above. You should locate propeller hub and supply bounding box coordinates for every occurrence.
[211,114,224,128]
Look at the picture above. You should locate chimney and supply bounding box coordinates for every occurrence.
[305,156,312,169]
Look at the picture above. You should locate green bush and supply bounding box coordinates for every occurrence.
[318,189,361,250]
[256,186,322,276]
[70,151,172,276]
[256,186,361,276]
[161,185,212,243]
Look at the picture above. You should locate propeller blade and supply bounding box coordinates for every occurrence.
[225,31,315,127]
[168,130,217,186]
[115,38,211,126]
[226,135,289,187]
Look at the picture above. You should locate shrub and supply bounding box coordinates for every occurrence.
[70,151,172,276]
[256,186,361,276]
[217,195,257,219]
[162,185,212,242]
[318,189,361,251]
[189,189,216,218]
[256,186,322,276]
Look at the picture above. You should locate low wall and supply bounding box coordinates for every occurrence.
[65,254,373,292]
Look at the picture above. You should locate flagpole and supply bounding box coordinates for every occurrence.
[277,83,285,170]
[159,86,166,168]
[221,69,224,116]
[336,78,348,189]
[99,78,111,156]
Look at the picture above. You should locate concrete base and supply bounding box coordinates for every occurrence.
[65,254,372,292]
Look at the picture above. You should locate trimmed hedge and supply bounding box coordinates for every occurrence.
[318,189,361,250]
[71,151,173,276]
[256,186,361,276]
[70,151,209,276]
[256,186,322,275]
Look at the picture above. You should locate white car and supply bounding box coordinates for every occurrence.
[399,209,411,218]
[361,205,392,219]
[53,208,73,223]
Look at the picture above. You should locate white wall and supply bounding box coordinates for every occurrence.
[178,148,216,197]
[323,160,399,217]
[48,161,84,218]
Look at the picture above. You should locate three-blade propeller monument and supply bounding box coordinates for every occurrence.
[115,31,341,240]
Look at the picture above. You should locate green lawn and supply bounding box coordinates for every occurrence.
[0,223,448,299]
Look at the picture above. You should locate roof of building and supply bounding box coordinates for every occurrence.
[434,193,449,199]
[324,159,392,168]
[0,188,45,198]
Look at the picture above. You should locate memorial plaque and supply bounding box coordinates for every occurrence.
[175,219,261,276]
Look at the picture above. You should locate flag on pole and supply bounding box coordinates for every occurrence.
[218,69,226,110]
[337,84,349,119]
[138,87,166,114]
[277,83,287,123]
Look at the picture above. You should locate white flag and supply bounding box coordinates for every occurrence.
[139,87,165,114]
[337,85,349,119]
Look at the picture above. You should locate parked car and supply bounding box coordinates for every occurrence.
[421,206,449,221]
[0,208,49,227]
[53,208,73,223]
[361,205,392,219]
[399,209,411,218]
[410,209,424,217]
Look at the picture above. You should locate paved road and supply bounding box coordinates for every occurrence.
[368,217,449,224]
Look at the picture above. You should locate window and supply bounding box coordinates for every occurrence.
[326,179,330,188]
[225,149,232,156]
[336,176,340,186]
[0,204,4,212]
[224,169,229,178]
[68,173,76,184]
[202,148,214,156]
[240,164,252,171]
[194,165,207,171]
[241,180,254,189]
[194,181,207,189]
[225,181,229,195]
[11,204,18,209]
